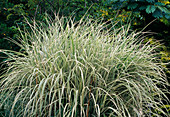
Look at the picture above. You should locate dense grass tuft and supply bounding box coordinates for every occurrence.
[0,15,169,117]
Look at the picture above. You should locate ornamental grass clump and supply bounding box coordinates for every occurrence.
[0,15,169,117]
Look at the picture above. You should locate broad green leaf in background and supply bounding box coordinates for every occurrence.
[146,5,156,14]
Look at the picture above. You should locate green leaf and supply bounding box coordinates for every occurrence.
[165,14,170,19]
[146,0,155,3]
[105,0,118,4]
[167,5,170,8]
[154,2,165,6]
[146,5,156,14]
[127,3,138,10]
[157,6,170,14]
[153,9,163,18]
[6,14,13,20]
[139,6,147,10]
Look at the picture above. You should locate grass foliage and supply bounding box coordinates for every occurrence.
[0,15,169,117]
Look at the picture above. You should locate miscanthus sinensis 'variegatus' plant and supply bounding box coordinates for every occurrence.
[0,15,169,117]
